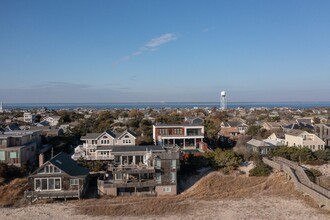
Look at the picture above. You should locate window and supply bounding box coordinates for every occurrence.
[171,160,176,169]
[115,156,120,163]
[70,179,79,186]
[35,178,61,191]
[0,151,5,161]
[174,129,182,135]
[136,155,143,164]
[159,129,167,135]
[38,165,61,174]
[163,187,172,192]
[115,173,123,180]
[155,158,161,169]
[170,172,176,183]
[155,173,161,184]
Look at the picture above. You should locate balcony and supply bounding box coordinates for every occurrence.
[86,154,114,161]
[109,164,155,174]
[98,178,156,188]
[82,143,98,149]
[71,154,114,161]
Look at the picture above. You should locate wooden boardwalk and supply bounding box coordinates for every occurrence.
[263,157,330,209]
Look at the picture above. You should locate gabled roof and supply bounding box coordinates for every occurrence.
[43,152,89,177]
[222,121,247,128]
[116,130,136,139]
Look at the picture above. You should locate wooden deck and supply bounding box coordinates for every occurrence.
[24,189,82,203]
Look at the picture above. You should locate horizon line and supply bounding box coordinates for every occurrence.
[2,101,330,104]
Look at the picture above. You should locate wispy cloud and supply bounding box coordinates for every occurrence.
[202,27,216,33]
[144,33,177,48]
[113,33,177,66]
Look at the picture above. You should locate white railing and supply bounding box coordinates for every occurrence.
[85,155,114,160]
[82,143,98,149]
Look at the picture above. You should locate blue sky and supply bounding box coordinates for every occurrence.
[1,0,330,103]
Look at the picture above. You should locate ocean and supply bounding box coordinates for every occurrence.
[2,102,330,110]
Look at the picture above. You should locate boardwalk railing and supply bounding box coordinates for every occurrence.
[263,157,330,209]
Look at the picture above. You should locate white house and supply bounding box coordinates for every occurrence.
[285,130,325,151]
[72,130,136,161]
[42,116,61,126]
[23,112,36,124]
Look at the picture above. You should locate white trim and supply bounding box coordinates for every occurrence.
[34,177,62,191]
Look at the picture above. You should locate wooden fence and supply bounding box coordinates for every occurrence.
[263,157,330,209]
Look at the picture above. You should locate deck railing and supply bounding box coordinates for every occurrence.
[263,157,330,209]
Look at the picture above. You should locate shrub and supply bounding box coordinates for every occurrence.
[204,149,243,171]
[290,148,315,162]
[0,163,25,182]
[314,149,330,161]
[249,162,272,177]
[304,168,322,183]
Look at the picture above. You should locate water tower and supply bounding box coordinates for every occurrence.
[220,91,227,110]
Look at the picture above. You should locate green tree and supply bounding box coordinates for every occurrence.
[205,149,243,171]
[246,125,261,136]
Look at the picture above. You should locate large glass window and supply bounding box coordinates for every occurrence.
[187,128,201,136]
[115,156,120,163]
[0,151,5,161]
[135,155,143,164]
[170,172,176,183]
[128,156,133,164]
[49,179,55,190]
[35,178,61,190]
[155,173,161,184]
[171,160,176,169]
[9,152,17,159]
[155,158,161,169]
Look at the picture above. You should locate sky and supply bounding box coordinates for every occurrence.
[1,0,330,103]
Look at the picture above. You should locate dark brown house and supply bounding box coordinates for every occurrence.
[25,152,89,203]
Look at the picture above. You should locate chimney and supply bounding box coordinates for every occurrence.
[39,153,44,167]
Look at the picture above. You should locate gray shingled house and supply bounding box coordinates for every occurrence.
[25,152,89,203]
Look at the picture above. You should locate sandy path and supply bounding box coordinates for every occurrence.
[1,196,329,220]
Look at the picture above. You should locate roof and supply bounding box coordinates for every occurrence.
[247,139,277,148]
[296,118,313,125]
[116,130,136,138]
[81,133,102,139]
[285,129,305,137]
[81,130,136,140]
[222,121,247,128]
[47,152,89,177]
[111,145,165,153]
[0,130,39,138]
[154,124,203,128]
